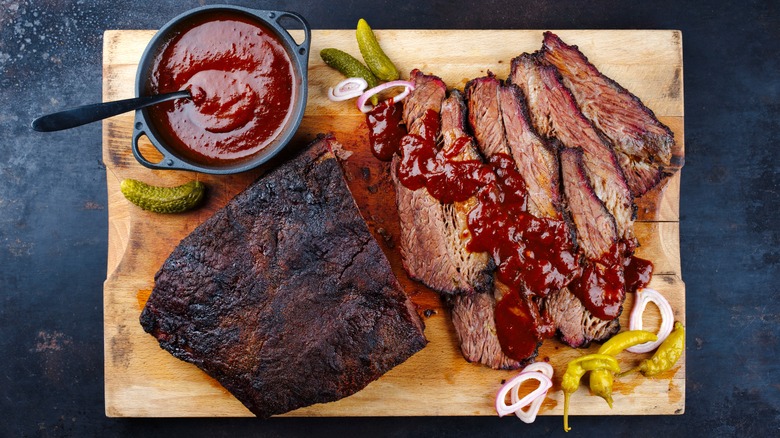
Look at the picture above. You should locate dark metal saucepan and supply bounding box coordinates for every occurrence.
[132,5,311,174]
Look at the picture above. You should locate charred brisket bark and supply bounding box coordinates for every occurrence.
[140,136,427,418]
[541,32,675,196]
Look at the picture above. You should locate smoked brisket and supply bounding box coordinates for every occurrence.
[465,74,610,348]
[393,70,489,294]
[547,147,622,346]
[541,32,675,196]
[438,90,494,293]
[440,89,516,369]
[140,136,427,418]
[497,82,562,220]
[509,54,635,242]
[463,76,549,365]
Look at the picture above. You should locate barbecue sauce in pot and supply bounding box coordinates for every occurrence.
[146,12,295,165]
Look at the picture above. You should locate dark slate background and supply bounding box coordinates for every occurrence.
[1,0,778,436]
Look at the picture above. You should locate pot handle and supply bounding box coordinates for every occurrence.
[131,120,194,171]
[270,10,311,66]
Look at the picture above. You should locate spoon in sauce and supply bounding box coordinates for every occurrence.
[31,90,191,132]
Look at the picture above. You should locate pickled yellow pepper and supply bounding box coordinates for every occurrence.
[562,354,620,432]
[590,330,658,407]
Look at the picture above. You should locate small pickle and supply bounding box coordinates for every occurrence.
[590,330,658,407]
[320,48,379,104]
[356,18,399,81]
[120,179,205,214]
[639,321,685,377]
[562,354,621,432]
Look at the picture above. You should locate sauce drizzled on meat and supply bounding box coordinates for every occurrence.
[366,100,653,360]
[370,105,579,298]
[568,241,655,320]
[367,101,405,161]
[494,291,543,360]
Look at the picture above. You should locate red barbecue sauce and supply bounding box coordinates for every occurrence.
[494,292,543,361]
[366,105,577,361]
[625,255,654,292]
[365,103,650,361]
[367,101,406,161]
[147,12,295,165]
[569,241,655,320]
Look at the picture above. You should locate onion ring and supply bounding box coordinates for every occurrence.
[495,363,553,419]
[627,288,674,353]
[511,362,553,423]
[356,80,415,113]
[327,77,368,102]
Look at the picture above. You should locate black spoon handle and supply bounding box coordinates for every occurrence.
[31,90,191,132]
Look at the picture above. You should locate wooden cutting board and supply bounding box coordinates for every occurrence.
[103,29,685,417]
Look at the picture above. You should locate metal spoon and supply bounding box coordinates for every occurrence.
[31,90,191,132]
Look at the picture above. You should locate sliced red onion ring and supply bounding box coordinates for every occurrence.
[356,80,415,113]
[495,364,553,418]
[511,362,553,423]
[627,288,674,353]
[327,77,368,102]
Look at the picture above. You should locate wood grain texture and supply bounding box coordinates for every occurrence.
[103,29,685,417]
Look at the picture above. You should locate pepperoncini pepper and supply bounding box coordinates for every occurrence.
[562,354,621,432]
[590,330,658,407]
[638,321,685,376]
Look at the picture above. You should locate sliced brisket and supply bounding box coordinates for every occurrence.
[439,89,519,369]
[463,76,553,364]
[140,136,427,418]
[393,70,458,293]
[544,147,622,346]
[541,32,675,196]
[497,82,562,220]
[448,288,522,370]
[543,287,620,347]
[438,90,495,292]
[509,54,635,242]
[559,147,618,261]
[464,75,508,158]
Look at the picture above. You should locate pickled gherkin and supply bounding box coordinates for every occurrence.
[120,179,205,213]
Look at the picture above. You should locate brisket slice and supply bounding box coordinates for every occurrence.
[509,54,635,242]
[543,287,619,347]
[463,77,548,365]
[464,75,563,222]
[559,147,618,261]
[140,135,427,418]
[440,89,517,369]
[497,82,562,220]
[494,81,614,347]
[464,74,508,158]
[546,147,621,346]
[438,90,495,291]
[393,70,488,294]
[541,32,675,197]
[447,283,522,370]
